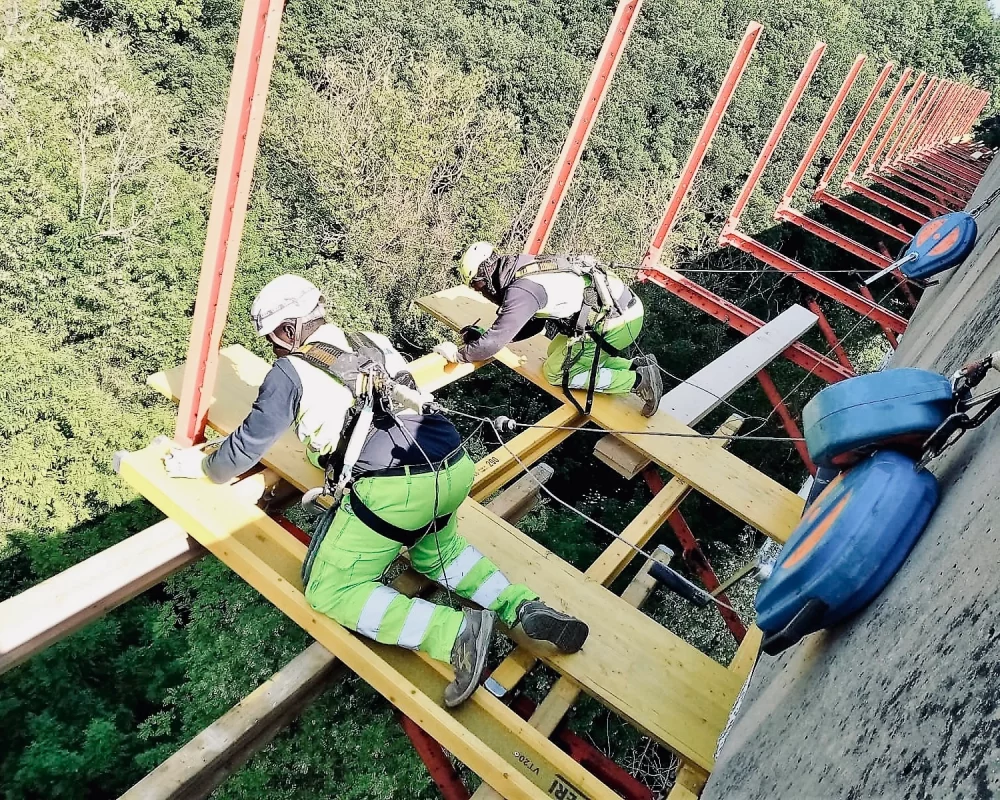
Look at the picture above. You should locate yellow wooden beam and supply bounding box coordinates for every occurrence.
[415,286,804,543]
[144,347,743,770]
[118,443,620,800]
[472,405,586,501]
[486,415,743,699]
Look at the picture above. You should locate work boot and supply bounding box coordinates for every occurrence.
[444,609,496,708]
[631,363,663,417]
[515,600,589,654]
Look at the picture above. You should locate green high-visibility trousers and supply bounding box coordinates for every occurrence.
[542,299,645,394]
[304,453,537,662]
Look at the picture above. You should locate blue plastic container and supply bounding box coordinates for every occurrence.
[900,211,978,280]
[756,451,939,654]
[803,368,954,469]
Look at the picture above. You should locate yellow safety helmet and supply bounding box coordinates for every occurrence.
[459,242,495,285]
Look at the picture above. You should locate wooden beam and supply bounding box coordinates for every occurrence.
[118,443,623,800]
[142,347,744,769]
[121,643,339,800]
[593,303,815,477]
[472,405,585,501]
[415,286,805,544]
[0,470,279,676]
[472,546,676,800]
[486,416,742,702]
[666,764,709,800]
[121,468,552,799]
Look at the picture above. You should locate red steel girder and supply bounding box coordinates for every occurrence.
[909,80,952,154]
[916,149,983,185]
[864,71,926,175]
[815,190,911,244]
[805,297,853,371]
[756,369,816,475]
[642,21,764,265]
[856,281,899,347]
[723,42,827,232]
[399,716,471,800]
[781,54,868,208]
[903,160,975,196]
[721,229,908,334]
[868,174,951,215]
[641,468,747,642]
[844,67,912,184]
[815,61,895,195]
[639,267,853,384]
[524,0,643,254]
[775,206,890,269]
[843,178,930,224]
[880,166,965,208]
[884,77,939,168]
[175,0,284,445]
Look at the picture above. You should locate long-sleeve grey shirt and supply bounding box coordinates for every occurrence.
[204,359,301,484]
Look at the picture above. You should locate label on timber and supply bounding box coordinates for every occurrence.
[547,775,591,800]
[513,751,540,775]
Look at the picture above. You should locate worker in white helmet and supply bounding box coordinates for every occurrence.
[434,243,663,416]
[164,274,589,708]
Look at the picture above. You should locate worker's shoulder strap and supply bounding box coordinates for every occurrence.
[290,333,388,396]
[514,255,603,281]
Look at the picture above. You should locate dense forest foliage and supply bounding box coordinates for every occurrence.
[1,0,998,795]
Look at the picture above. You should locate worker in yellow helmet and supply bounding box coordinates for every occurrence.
[164,275,589,708]
[434,243,663,416]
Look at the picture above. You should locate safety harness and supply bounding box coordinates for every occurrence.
[292,336,453,585]
[513,256,626,415]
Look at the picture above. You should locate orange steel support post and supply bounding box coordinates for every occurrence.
[523,0,643,255]
[815,61,895,195]
[175,0,285,445]
[640,21,764,266]
[756,369,816,475]
[895,80,949,166]
[721,42,827,236]
[640,468,748,643]
[911,81,953,152]
[805,298,852,371]
[775,55,897,271]
[718,44,908,335]
[864,71,926,176]
[856,281,898,348]
[636,24,851,385]
[931,84,967,144]
[812,63,913,243]
[843,67,912,184]
[884,77,939,167]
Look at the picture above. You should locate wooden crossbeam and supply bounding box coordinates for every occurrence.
[144,347,743,771]
[0,470,279,676]
[118,443,622,800]
[122,466,554,800]
[415,286,804,542]
[487,415,744,700]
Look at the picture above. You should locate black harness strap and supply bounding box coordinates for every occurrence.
[349,492,453,547]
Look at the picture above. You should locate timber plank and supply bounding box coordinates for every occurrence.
[146,347,743,769]
[118,443,619,800]
[414,285,804,543]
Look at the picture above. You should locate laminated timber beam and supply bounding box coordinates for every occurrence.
[144,347,745,772]
[415,286,805,543]
[0,469,280,676]
[595,303,815,483]
[486,414,745,702]
[470,545,678,800]
[118,443,631,799]
[123,467,554,800]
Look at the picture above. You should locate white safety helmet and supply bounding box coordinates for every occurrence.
[250,274,324,337]
[459,242,495,285]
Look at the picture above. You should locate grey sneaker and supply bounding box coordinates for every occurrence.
[444,609,495,708]
[515,600,589,654]
[632,363,663,417]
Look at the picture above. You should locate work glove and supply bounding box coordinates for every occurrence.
[433,341,460,363]
[164,446,208,479]
[460,324,486,346]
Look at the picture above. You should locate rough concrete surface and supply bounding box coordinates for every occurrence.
[703,154,1000,800]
